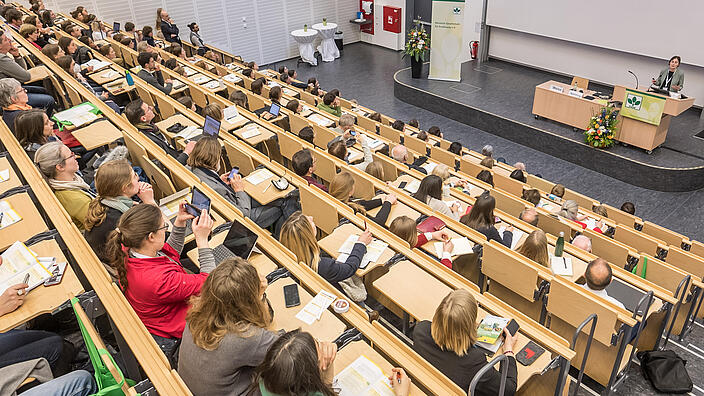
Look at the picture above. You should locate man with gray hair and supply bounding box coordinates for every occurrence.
[390,144,428,174]
[571,234,592,253]
[0,30,55,112]
[481,144,494,157]
[328,113,357,148]
[518,207,538,226]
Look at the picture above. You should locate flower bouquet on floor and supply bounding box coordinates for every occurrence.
[403,20,430,78]
[585,106,619,148]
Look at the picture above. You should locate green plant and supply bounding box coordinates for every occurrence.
[403,23,429,62]
[584,106,619,148]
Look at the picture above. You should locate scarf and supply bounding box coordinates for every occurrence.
[100,196,134,213]
[4,103,32,111]
[48,174,93,195]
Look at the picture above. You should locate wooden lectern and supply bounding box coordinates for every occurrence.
[612,85,695,153]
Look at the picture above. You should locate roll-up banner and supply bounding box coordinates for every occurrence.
[428,0,465,82]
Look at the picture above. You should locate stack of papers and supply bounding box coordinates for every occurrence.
[191,75,210,84]
[538,201,556,212]
[81,59,111,71]
[0,200,22,229]
[223,105,239,121]
[550,256,573,276]
[171,80,186,89]
[434,237,473,257]
[267,81,281,87]
[222,74,242,83]
[202,80,221,90]
[0,241,52,294]
[584,217,601,230]
[0,169,10,182]
[245,168,275,185]
[334,355,395,396]
[98,70,120,80]
[497,226,525,250]
[295,289,336,325]
[174,126,202,140]
[182,67,197,76]
[54,103,99,128]
[338,235,388,269]
[240,125,261,139]
[402,179,420,194]
[308,114,334,127]
[367,138,384,149]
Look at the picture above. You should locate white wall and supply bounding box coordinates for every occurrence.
[361,0,405,51]
[460,0,482,63]
[42,0,361,65]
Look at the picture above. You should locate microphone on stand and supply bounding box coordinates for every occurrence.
[627,70,639,89]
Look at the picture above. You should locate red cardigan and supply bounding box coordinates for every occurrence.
[573,220,603,234]
[122,243,208,339]
[416,233,452,269]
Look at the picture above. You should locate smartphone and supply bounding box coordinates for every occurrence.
[398,181,408,189]
[44,262,67,287]
[185,186,211,217]
[113,22,120,32]
[228,167,239,179]
[506,319,520,336]
[350,130,357,137]
[283,283,301,308]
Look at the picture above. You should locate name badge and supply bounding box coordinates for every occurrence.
[568,90,584,98]
[549,85,564,93]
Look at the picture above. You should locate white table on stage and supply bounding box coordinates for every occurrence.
[312,22,339,62]
[291,28,319,66]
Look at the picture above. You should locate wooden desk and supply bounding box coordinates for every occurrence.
[0,192,48,251]
[26,66,50,84]
[221,115,249,132]
[532,80,604,131]
[188,73,211,85]
[0,157,22,195]
[185,230,278,275]
[155,114,198,144]
[169,80,189,96]
[318,223,395,277]
[71,120,123,150]
[232,123,275,146]
[448,176,485,198]
[267,277,346,341]
[0,239,84,332]
[336,340,426,396]
[373,261,553,390]
[89,67,122,85]
[243,168,295,205]
[102,78,135,96]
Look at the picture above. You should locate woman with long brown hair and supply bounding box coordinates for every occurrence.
[515,229,549,267]
[105,202,214,366]
[328,171,396,225]
[389,215,453,269]
[179,257,280,395]
[460,192,512,248]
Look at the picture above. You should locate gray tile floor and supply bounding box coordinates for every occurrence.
[266,43,704,395]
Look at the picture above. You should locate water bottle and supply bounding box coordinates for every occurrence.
[554,231,565,257]
[125,70,134,86]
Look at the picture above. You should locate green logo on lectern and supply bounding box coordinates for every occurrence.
[625,93,642,111]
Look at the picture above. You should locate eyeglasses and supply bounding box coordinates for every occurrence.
[15,88,26,94]
[154,222,169,232]
[62,152,76,161]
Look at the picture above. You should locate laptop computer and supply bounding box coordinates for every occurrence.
[211,220,259,264]
[203,115,221,136]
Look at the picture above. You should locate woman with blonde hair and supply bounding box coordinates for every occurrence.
[389,216,453,269]
[179,257,280,395]
[329,171,396,225]
[365,161,384,181]
[280,211,371,289]
[557,199,602,233]
[515,229,549,267]
[413,289,519,395]
[84,160,161,266]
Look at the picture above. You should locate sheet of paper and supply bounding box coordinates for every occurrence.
[295,289,336,324]
[99,70,120,79]
[82,59,111,70]
[203,80,220,90]
[191,75,210,84]
[338,235,360,254]
[367,138,384,149]
[497,226,525,250]
[308,113,334,127]
[0,241,52,294]
[0,200,22,229]
[172,80,185,89]
[159,193,191,217]
[223,73,242,83]
[0,169,9,182]
[182,67,197,76]
[334,355,395,396]
[245,168,275,185]
[223,105,239,121]
[584,217,598,230]
[422,162,437,174]
[403,179,420,194]
[338,237,387,269]
[241,126,261,139]
[174,126,202,139]
[434,237,473,257]
[550,256,573,276]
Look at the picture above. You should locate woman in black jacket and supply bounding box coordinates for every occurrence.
[413,289,519,396]
[280,211,370,287]
[329,171,396,226]
[460,192,512,247]
[84,159,163,274]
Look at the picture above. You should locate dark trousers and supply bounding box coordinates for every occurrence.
[0,329,64,371]
[24,86,56,115]
[151,334,180,369]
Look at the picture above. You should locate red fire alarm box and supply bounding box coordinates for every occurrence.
[383,6,401,33]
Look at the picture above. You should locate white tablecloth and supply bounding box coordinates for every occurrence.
[312,23,339,62]
[291,29,319,66]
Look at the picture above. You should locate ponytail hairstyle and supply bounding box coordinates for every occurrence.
[279,211,320,271]
[328,171,366,215]
[85,160,134,231]
[105,204,163,291]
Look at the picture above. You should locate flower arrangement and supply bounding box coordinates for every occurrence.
[585,106,619,148]
[403,23,430,62]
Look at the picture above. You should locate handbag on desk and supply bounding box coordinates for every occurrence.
[417,216,446,233]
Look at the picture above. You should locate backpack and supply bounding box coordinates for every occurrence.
[636,350,692,393]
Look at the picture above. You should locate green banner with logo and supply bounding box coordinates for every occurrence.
[621,89,666,126]
[429,0,465,82]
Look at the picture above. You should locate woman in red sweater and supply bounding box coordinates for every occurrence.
[390,216,454,268]
[105,202,214,367]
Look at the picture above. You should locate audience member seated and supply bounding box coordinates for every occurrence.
[69,6,88,23]
[186,137,284,232]
[253,329,411,396]
[513,162,526,171]
[268,85,283,107]
[572,234,592,253]
[120,36,135,50]
[84,160,159,268]
[202,103,223,122]
[57,55,121,113]
[481,145,493,158]
[427,125,442,138]
[317,92,341,117]
[582,258,624,309]
[292,148,327,192]
[5,9,23,31]
[329,171,396,225]
[125,99,194,164]
[142,25,156,46]
[479,156,493,169]
[280,71,307,89]
[228,90,249,111]
[41,43,64,62]
[369,112,382,122]
[137,52,173,94]
[298,125,314,144]
[203,50,220,64]
[416,130,429,142]
[461,193,512,247]
[413,175,460,220]
[558,200,603,233]
[40,9,56,28]
[241,68,253,78]
[176,95,197,112]
[328,134,372,171]
[106,203,214,366]
[620,201,636,215]
[509,169,526,183]
[285,98,302,115]
[250,78,264,96]
[550,183,565,199]
[0,34,55,112]
[34,142,95,230]
[136,41,152,54]
[99,43,123,66]
[244,61,258,71]
[123,22,137,38]
[365,161,385,181]
[278,65,288,75]
[391,119,405,133]
[19,24,42,50]
[518,207,538,226]
[516,230,548,267]
[14,108,57,160]
[390,216,453,269]
[179,257,280,395]
[328,114,357,147]
[408,118,419,129]
[163,58,185,76]
[448,142,462,155]
[390,144,427,174]
[412,289,518,395]
[280,211,370,291]
[522,189,540,206]
[157,8,181,44]
[476,169,494,187]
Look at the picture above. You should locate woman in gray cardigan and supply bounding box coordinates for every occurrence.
[186,137,283,231]
[652,55,684,92]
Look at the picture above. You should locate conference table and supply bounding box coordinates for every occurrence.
[312,22,339,62]
[291,28,319,66]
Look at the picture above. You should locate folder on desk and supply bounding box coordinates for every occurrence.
[0,241,52,294]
